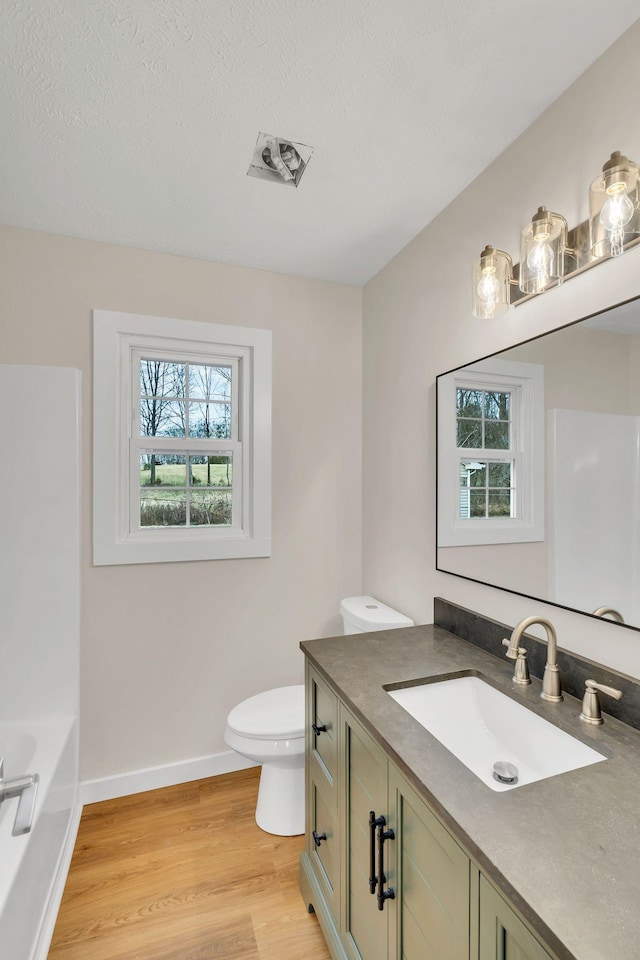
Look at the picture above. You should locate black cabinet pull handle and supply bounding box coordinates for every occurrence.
[369,810,385,895]
[312,829,327,847]
[376,817,395,910]
[312,722,327,736]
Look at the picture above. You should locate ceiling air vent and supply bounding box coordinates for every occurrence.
[247,133,313,188]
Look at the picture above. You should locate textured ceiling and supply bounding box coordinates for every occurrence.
[1,2,638,286]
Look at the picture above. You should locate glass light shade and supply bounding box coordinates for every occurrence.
[519,207,567,295]
[472,246,512,319]
[589,152,640,258]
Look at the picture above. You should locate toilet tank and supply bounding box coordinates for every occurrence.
[340,596,414,635]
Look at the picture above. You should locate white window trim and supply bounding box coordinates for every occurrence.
[93,309,272,565]
[437,359,544,547]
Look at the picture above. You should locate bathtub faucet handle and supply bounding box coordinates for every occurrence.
[0,766,40,836]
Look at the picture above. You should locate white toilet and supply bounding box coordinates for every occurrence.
[224,595,414,836]
[340,595,415,635]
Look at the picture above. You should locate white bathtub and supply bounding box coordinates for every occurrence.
[0,717,80,960]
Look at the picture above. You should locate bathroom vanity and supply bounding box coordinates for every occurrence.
[299,621,640,960]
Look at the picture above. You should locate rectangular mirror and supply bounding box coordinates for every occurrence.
[436,294,640,631]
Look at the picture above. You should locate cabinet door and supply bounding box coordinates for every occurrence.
[479,876,554,960]
[343,710,390,960]
[389,767,470,960]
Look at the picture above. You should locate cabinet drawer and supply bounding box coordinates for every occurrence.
[307,773,339,918]
[309,667,338,786]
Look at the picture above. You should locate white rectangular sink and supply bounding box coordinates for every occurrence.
[387,675,606,791]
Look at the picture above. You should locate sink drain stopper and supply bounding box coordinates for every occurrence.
[493,761,519,784]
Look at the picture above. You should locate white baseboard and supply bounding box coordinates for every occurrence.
[32,791,83,960]
[80,750,258,805]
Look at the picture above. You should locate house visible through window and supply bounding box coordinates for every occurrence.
[456,387,515,520]
[437,360,544,547]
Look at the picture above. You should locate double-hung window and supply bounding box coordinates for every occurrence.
[437,359,544,547]
[94,310,271,565]
[133,351,239,532]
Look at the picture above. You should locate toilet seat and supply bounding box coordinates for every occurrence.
[226,684,305,740]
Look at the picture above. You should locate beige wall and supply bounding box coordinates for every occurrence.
[508,325,638,414]
[624,329,640,414]
[0,225,363,779]
[362,21,640,677]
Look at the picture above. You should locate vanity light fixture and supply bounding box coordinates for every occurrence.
[519,207,573,295]
[472,148,640,318]
[589,151,640,258]
[471,246,516,319]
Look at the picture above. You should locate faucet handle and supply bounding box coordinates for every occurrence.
[502,637,518,660]
[580,679,623,725]
[0,769,40,836]
[12,774,39,836]
[502,639,531,685]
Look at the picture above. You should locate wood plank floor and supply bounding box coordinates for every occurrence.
[48,767,331,960]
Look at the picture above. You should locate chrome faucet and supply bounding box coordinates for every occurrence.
[592,606,625,624]
[0,758,40,836]
[503,616,563,702]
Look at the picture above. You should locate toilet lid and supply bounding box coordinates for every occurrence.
[226,684,305,740]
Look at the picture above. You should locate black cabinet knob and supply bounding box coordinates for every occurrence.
[313,829,327,847]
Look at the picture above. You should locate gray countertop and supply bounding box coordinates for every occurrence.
[301,625,640,960]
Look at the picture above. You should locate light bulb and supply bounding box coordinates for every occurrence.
[526,235,554,291]
[600,183,634,256]
[476,268,500,318]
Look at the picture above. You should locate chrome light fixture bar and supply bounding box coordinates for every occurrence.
[473,150,640,317]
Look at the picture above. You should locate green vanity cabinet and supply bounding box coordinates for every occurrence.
[479,877,554,960]
[301,663,557,960]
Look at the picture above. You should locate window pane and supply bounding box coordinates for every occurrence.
[488,491,512,517]
[190,490,232,526]
[485,421,509,449]
[189,364,232,402]
[469,491,486,517]
[188,402,231,439]
[140,360,184,398]
[189,454,233,487]
[140,454,186,486]
[484,391,510,420]
[467,464,487,487]
[488,462,512,487]
[140,489,186,527]
[457,419,482,448]
[456,389,483,419]
[140,399,185,437]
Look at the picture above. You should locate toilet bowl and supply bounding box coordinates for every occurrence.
[224,685,306,836]
[224,596,413,836]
